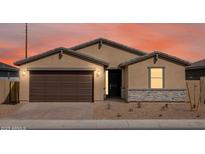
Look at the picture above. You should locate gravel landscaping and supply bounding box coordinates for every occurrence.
[94,100,205,119]
[1,101,205,120]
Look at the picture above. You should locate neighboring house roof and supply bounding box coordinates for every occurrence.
[119,51,191,67]
[14,47,109,67]
[186,59,205,70]
[70,37,147,56]
[0,62,18,71]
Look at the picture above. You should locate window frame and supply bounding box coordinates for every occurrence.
[148,67,165,89]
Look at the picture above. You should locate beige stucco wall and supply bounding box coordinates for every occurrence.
[121,66,128,99]
[76,44,139,68]
[123,66,128,89]
[126,57,186,89]
[18,53,105,103]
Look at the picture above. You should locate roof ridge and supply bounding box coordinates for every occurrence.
[14,47,64,65]
[14,47,109,67]
[152,51,191,64]
[69,37,147,56]
[119,51,191,67]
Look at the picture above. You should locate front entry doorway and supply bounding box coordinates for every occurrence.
[108,69,122,98]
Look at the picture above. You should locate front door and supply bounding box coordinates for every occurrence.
[108,69,121,98]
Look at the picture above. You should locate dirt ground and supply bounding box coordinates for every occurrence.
[0,104,23,118]
[94,101,205,119]
[1,101,205,120]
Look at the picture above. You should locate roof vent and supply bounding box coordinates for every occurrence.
[153,52,159,64]
[59,49,64,59]
[98,40,103,49]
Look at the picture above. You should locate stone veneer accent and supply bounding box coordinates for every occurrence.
[126,89,186,102]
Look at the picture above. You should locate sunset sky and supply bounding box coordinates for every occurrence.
[0,23,205,66]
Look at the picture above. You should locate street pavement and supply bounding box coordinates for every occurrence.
[1,119,205,129]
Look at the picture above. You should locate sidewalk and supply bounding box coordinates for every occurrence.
[1,120,205,129]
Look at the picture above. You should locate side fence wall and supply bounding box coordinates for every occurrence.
[201,77,205,104]
[186,77,205,104]
[0,80,19,104]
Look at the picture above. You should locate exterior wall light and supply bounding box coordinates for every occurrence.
[22,71,26,76]
[96,71,100,77]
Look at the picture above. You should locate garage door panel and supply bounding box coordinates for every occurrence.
[30,71,93,102]
[77,88,92,92]
[77,96,93,102]
[78,85,92,88]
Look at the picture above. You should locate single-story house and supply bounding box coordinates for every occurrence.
[14,38,191,103]
[0,62,19,81]
[186,59,205,80]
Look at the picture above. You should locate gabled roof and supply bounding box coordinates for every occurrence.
[119,51,191,67]
[14,47,109,67]
[70,37,147,56]
[0,62,18,71]
[186,59,205,70]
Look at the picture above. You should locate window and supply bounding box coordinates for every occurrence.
[105,70,109,95]
[150,68,164,89]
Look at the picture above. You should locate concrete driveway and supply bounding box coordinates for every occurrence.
[4,103,93,120]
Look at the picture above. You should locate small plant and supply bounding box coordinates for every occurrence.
[158,114,163,117]
[160,106,165,111]
[107,103,111,110]
[161,104,168,111]
[129,108,134,112]
[117,113,122,118]
[196,114,200,118]
[136,102,141,109]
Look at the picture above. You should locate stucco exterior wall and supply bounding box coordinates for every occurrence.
[19,53,105,103]
[76,44,141,99]
[76,44,139,68]
[123,57,187,102]
[127,57,186,89]
[124,66,128,90]
[121,66,128,99]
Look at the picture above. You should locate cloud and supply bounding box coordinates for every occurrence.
[0,23,205,65]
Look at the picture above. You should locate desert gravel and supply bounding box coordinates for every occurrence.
[94,101,205,119]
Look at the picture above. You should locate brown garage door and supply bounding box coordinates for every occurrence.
[30,71,93,102]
